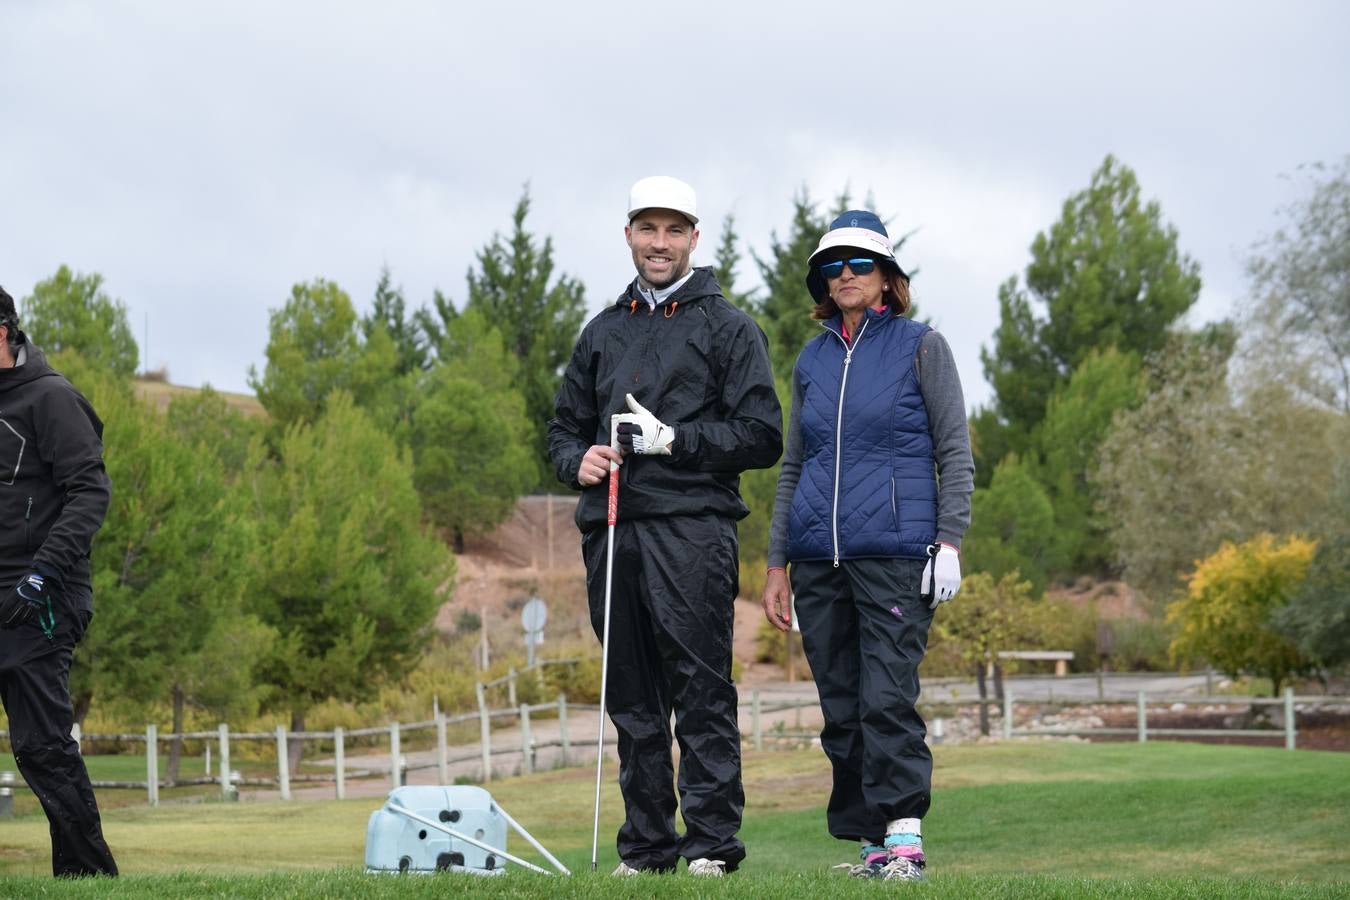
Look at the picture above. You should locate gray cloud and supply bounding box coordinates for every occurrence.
[3,0,1347,409]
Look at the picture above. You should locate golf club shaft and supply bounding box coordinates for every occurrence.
[497,802,571,875]
[591,455,620,871]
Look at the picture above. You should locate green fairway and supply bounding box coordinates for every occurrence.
[0,742,1345,897]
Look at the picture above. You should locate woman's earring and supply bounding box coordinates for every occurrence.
[883,284,889,291]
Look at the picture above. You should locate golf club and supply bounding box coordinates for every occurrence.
[591,418,622,871]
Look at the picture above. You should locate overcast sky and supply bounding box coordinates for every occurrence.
[3,1,1347,411]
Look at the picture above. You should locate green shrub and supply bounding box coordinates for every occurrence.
[739,557,770,604]
[1026,596,1101,672]
[753,617,802,667]
[542,656,601,705]
[1109,616,1177,671]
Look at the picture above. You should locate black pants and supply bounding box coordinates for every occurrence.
[0,597,118,877]
[583,514,745,872]
[791,558,933,843]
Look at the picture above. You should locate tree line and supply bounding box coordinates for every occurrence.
[12,159,1348,763]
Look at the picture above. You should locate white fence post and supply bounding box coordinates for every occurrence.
[436,713,448,784]
[477,682,491,783]
[508,668,518,708]
[335,726,345,800]
[204,742,211,778]
[390,722,402,788]
[146,724,159,807]
[1284,687,1296,751]
[218,724,231,798]
[276,725,291,801]
[72,722,82,750]
[1137,692,1148,744]
[1003,691,1013,740]
[752,690,762,751]
[520,705,533,775]
[557,693,569,767]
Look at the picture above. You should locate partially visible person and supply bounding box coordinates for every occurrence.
[760,211,973,882]
[548,177,782,876]
[0,284,118,877]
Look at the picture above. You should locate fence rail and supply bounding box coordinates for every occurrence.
[0,690,599,806]
[1,680,1345,808]
[1000,687,1349,750]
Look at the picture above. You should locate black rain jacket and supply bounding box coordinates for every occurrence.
[548,267,782,533]
[0,337,110,606]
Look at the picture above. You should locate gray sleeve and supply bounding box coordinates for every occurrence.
[917,330,974,548]
[766,362,805,569]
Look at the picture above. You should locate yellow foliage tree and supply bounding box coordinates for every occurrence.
[1167,533,1317,694]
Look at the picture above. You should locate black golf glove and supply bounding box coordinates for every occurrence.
[0,572,56,638]
[614,421,641,453]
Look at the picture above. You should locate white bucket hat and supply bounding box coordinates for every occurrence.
[627,175,698,225]
[805,209,907,302]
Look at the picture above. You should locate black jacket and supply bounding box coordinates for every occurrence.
[548,267,782,532]
[0,337,110,605]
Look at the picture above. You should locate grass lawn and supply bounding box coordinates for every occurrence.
[0,741,1345,897]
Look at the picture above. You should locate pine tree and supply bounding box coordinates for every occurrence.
[980,156,1201,449]
[461,187,586,485]
[244,392,452,768]
[412,309,539,551]
[22,266,139,377]
[362,266,428,374]
[712,213,758,316]
[249,278,400,431]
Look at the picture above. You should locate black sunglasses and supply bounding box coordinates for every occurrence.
[818,257,879,280]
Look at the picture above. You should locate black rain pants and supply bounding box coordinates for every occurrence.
[0,593,118,878]
[791,558,933,843]
[583,513,746,872]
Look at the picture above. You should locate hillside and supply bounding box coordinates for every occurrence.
[441,494,593,651]
[442,494,771,677]
[133,377,266,417]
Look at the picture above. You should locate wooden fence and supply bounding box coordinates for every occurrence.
[0,692,601,807]
[1,678,1344,808]
[999,686,1347,748]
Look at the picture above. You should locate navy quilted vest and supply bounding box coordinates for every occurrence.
[786,309,936,563]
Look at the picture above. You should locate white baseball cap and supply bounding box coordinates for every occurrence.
[627,175,698,225]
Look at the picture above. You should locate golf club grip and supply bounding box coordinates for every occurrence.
[607,461,619,526]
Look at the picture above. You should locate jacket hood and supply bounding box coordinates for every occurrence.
[614,266,724,308]
[0,336,57,394]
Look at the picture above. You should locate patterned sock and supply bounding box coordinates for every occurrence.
[859,842,888,867]
[884,818,925,865]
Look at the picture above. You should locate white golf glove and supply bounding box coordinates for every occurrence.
[922,542,961,609]
[614,393,675,455]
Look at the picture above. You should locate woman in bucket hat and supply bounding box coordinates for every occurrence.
[760,210,974,881]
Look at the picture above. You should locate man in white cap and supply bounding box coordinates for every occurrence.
[548,177,782,876]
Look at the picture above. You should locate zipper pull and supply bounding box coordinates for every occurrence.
[25,497,33,520]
